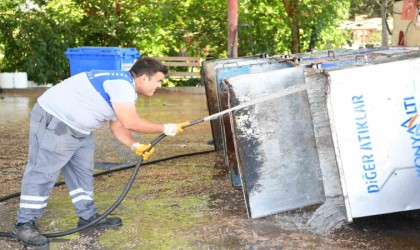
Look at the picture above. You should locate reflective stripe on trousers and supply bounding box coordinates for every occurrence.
[17,103,96,223]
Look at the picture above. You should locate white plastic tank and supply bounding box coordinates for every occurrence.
[0,73,14,88]
[27,81,37,87]
[14,72,28,88]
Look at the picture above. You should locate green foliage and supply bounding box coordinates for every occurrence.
[300,0,351,51]
[239,0,351,54]
[239,1,288,55]
[0,0,355,85]
[130,0,227,58]
[0,1,71,83]
[350,0,382,18]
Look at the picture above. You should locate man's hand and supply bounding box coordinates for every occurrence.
[163,121,190,136]
[131,143,155,160]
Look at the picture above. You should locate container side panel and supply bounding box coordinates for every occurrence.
[327,58,420,218]
[228,67,325,218]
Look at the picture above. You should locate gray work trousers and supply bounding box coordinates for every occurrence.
[17,103,96,223]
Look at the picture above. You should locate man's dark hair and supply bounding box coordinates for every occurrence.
[130,57,168,77]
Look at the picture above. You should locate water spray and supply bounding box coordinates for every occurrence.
[189,83,307,125]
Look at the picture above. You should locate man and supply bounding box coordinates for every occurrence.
[11,57,189,247]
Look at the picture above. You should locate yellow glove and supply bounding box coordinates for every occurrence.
[163,121,190,136]
[131,143,155,160]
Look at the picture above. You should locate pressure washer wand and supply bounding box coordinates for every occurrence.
[186,83,308,127]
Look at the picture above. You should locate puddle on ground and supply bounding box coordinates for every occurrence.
[0,91,39,123]
[0,89,419,249]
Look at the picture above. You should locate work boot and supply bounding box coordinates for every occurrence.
[10,221,49,247]
[77,213,122,229]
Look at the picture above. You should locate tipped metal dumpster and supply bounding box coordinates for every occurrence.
[206,47,420,190]
[215,47,420,221]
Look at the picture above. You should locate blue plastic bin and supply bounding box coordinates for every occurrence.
[121,48,141,71]
[65,47,123,76]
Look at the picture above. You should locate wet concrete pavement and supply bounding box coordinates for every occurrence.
[0,87,419,249]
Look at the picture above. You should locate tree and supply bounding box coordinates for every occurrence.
[350,0,382,19]
[0,0,72,83]
[0,0,355,83]
[280,0,351,53]
[281,0,301,53]
[349,0,393,46]
[240,0,350,54]
[376,0,392,47]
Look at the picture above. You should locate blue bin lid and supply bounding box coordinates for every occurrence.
[122,48,141,57]
[65,47,123,56]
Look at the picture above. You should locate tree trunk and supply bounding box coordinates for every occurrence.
[282,0,301,54]
[307,26,318,52]
[380,0,389,47]
[115,1,121,17]
[291,18,300,53]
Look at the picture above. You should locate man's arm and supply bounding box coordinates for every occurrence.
[109,119,137,148]
[112,102,164,134]
[109,119,155,160]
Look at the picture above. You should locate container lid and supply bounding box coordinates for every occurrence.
[65,47,123,56]
[122,48,141,57]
